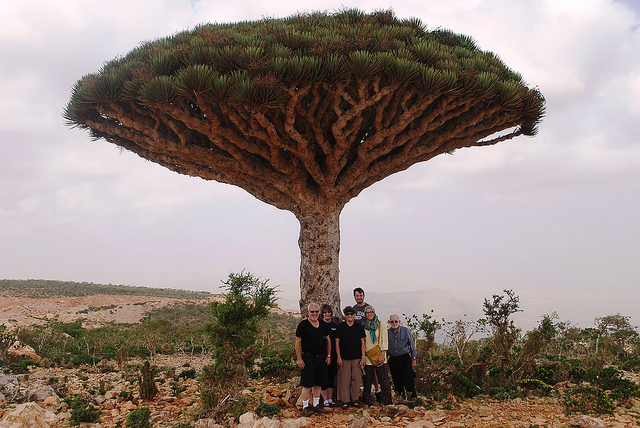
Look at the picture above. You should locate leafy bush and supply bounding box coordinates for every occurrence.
[126,407,152,428]
[8,358,40,373]
[70,402,101,425]
[254,353,297,381]
[255,401,281,417]
[449,374,481,398]
[178,368,197,379]
[486,386,521,401]
[563,386,615,415]
[532,364,556,385]
[516,378,554,396]
[200,271,277,422]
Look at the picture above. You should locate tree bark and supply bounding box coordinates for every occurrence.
[297,207,342,318]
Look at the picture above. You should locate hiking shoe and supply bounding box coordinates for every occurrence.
[341,402,349,410]
[351,401,361,408]
[301,406,314,417]
[313,404,329,414]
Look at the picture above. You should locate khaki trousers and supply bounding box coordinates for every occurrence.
[337,359,362,403]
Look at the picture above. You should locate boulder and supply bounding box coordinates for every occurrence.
[569,415,606,428]
[253,417,281,428]
[0,375,19,397]
[6,342,41,362]
[25,385,58,402]
[0,402,56,428]
[238,411,257,427]
[349,416,369,428]
[193,419,224,428]
[281,417,308,428]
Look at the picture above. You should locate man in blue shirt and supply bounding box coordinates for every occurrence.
[387,314,417,399]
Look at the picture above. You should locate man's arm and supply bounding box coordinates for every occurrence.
[295,336,304,369]
[325,335,331,365]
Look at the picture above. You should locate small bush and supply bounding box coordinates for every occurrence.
[517,378,554,396]
[486,386,520,400]
[254,354,297,381]
[70,402,101,425]
[255,401,280,417]
[563,386,615,415]
[449,374,481,398]
[178,368,196,379]
[126,407,152,428]
[139,361,158,400]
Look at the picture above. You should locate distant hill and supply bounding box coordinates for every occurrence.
[0,279,213,300]
[349,289,480,323]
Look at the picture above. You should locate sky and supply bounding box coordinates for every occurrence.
[1,0,639,329]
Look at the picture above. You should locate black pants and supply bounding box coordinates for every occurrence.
[362,364,392,405]
[388,353,416,398]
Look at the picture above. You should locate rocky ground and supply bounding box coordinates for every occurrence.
[0,295,220,329]
[3,353,640,428]
[2,296,640,427]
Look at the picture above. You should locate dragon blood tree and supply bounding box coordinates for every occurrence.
[64,9,544,316]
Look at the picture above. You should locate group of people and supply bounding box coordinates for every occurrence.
[295,287,417,416]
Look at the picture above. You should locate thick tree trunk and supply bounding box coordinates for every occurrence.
[297,207,342,318]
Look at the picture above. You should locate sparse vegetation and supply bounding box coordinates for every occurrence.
[2,281,640,423]
[0,279,213,299]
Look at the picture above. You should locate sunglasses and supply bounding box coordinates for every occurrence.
[345,313,355,316]
[309,310,320,313]
[389,320,399,323]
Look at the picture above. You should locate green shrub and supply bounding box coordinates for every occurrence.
[139,361,158,400]
[562,386,615,415]
[8,358,40,373]
[486,386,520,400]
[517,378,554,396]
[533,364,556,385]
[449,374,481,398]
[70,403,101,425]
[178,368,196,379]
[254,354,297,381]
[255,401,281,417]
[126,407,152,428]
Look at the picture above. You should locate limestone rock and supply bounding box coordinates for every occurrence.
[569,415,606,428]
[405,421,436,428]
[238,411,257,427]
[281,417,308,428]
[6,342,41,362]
[349,416,369,428]
[193,418,224,428]
[25,385,58,402]
[478,406,493,417]
[0,402,56,428]
[253,416,281,428]
[0,375,19,397]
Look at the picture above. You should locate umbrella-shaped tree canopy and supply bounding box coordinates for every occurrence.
[65,9,544,316]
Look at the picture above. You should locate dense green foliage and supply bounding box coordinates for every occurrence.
[0,279,212,299]
[69,400,101,425]
[126,406,152,428]
[65,9,543,132]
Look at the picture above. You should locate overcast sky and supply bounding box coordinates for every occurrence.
[1,0,639,328]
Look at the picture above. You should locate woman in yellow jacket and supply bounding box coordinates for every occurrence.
[362,305,393,405]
